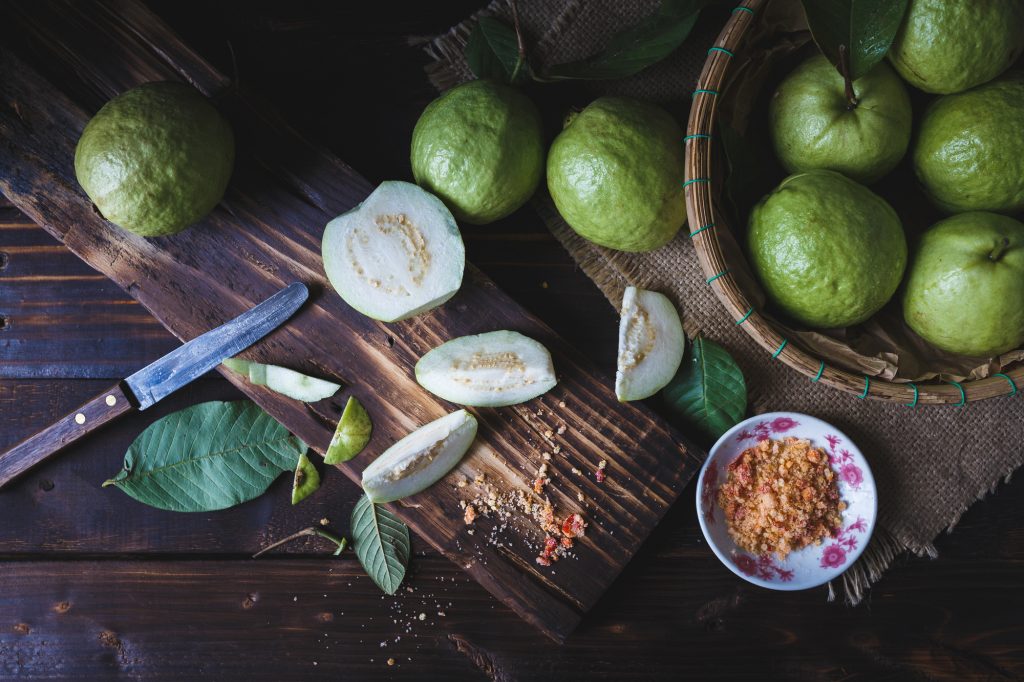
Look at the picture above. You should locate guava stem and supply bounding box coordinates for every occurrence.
[838,45,858,110]
[990,237,1011,262]
[252,526,347,558]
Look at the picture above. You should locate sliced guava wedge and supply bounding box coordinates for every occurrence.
[221,358,341,402]
[415,330,556,407]
[322,180,465,323]
[615,286,685,401]
[324,396,373,464]
[291,452,321,505]
[361,410,477,503]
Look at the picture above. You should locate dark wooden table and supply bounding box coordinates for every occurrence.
[1,2,1022,679]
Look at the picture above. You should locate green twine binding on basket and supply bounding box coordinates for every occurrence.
[858,375,870,399]
[992,372,1018,395]
[708,46,735,57]
[733,5,754,13]
[772,339,788,359]
[811,361,825,383]
[735,306,754,325]
[692,89,719,97]
[947,380,966,406]
[706,269,729,284]
[683,133,713,141]
[683,177,711,188]
[689,222,715,237]
[905,383,919,408]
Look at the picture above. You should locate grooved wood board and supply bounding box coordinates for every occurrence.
[0,0,702,641]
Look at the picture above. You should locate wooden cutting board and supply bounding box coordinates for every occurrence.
[0,0,703,641]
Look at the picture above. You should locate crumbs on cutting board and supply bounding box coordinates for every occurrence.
[455,406,597,569]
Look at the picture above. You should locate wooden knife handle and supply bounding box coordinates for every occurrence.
[0,382,135,488]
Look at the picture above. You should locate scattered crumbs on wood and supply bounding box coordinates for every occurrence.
[557,424,566,435]
[571,467,582,476]
[542,451,552,461]
[559,400,566,408]
[387,658,395,666]
[319,517,330,526]
[541,281,549,289]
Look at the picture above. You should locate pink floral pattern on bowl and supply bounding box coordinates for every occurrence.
[697,412,878,591]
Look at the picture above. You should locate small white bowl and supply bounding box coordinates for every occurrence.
[696,412,878,590]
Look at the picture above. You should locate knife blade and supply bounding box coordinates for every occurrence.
[126,281,309,409]
[0,282,309,487]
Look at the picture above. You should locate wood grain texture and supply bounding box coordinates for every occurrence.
[0,0,702,640]
[1,541,1021,680]
[0,382,133,488]
[0,206,176,379]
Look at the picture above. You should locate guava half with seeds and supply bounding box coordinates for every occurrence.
[615,286,685,401]
[362,410,478,503]
[415,330,556,407]
[322,181,465,323]
[222,358,341,402]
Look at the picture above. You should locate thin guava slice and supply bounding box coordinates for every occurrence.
[361,410,477,503]
[322,181,465,323]
[615,286,685,401]
[222,358,341,402]
[291,452,321,505]
[415,330,556,407]
[324,396,373,464]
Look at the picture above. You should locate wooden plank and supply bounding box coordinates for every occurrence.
[0,0,702,641]
[0,209,176,378]
[0,552,1021,680]
[0,206,616,380]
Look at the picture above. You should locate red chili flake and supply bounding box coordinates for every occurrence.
[560,536,573,549]
[544,536,558,553]
[535,555,552,567]
[595,468,605,483]
[561,513,587,538]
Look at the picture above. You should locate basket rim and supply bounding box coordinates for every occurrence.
[682,0,1022,405]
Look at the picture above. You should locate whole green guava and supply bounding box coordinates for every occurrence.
[410,80,544,225]
[913,74,1024,214]
[903,212,1024,357]
[546,97,685,252]
[748,170,906,328]
[769,55,911,184]
[889,0,1024,94]
[74,82,234,237]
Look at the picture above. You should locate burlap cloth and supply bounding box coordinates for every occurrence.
[422,0,1024,602]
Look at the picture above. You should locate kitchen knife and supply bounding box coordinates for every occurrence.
[0,282,309,488]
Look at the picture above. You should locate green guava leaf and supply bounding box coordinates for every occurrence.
[545,0,711,81]
[662,336,747,441]
[351,494,411,595]
[800,0,909,80]
[291,452,321,505]
[103,401,305,512]
[465,16,529,84]
[324,396,373,464]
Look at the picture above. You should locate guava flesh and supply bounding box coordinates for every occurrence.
[322,181,465,323]
[415,330,556,407]
[222,358,341,402]
[362,410,477,503]
[615,287,685,401]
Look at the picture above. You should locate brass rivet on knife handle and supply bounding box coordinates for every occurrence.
[0,382,135,488]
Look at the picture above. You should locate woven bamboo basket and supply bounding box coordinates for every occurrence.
[684,0,1023,405]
